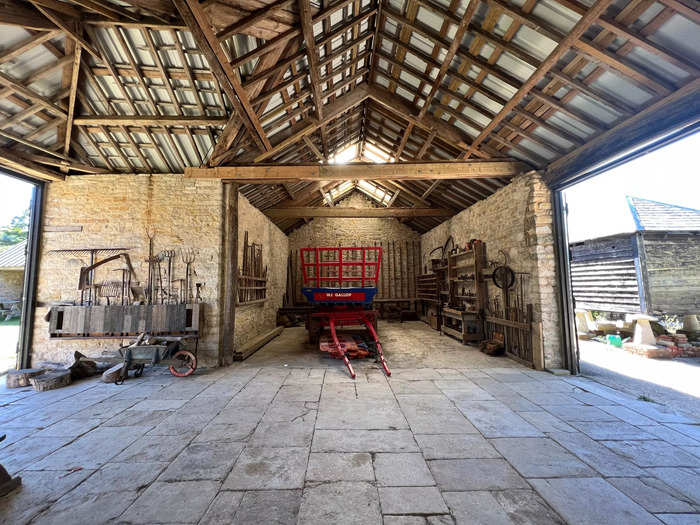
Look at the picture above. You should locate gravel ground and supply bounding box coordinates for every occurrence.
[579,338,700,418]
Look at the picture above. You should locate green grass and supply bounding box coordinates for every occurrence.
[0,318,20,327]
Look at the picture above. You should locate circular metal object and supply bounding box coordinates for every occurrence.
[169,350,197,377]
[492,265,516,289]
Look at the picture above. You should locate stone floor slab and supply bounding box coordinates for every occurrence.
[378,486,448,515]
[223,446,308,490]
[374,453,434,486]
[306,452,374,481]
[32,490,138,525]
[120,480,219,523]
[570,420,655,441]
[414,433,500,460]
[159,441,244,481]
[112,433,194,463]
[602,440,700,468]
[312,429,419,453]
[456,400,542,438]
[298,482,381,524]
[530,477,660,525]
[608,477,697,513]
[518,410,577,433]
[397,394,478,434]
[547,431,645,477]
[232,489,302,525]
[316,398,408,430]
[429,458,529,491]
[491,437,596,478]
[646,467,700,504]
[199,491,244,525]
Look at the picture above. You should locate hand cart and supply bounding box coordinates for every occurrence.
[301,246,390,379]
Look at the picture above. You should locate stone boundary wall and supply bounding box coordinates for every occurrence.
[0,269,24,302]
[420,172,562,369]
[234,194,289,350]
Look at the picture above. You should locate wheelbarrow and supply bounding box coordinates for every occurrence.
[79,334,198,384]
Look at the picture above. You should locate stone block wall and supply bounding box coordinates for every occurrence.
[30,175,288,368]
[234,195,289,349]
[420,172,563,369]
[31,174,224,366]
[287,192,420,303]
[0,269,24,301]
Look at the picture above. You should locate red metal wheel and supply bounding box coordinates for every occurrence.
[169,350,197,377]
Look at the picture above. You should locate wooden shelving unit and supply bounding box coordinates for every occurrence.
[416,273,440,329]
[440,241,487,344]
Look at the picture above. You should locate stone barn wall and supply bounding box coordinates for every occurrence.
[31,176,287,368]
[0,269,24,302]
[420,172,562,369]
[32,174,224,366]
[234,195,289,350]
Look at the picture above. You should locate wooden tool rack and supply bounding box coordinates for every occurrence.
[440,241,487,344]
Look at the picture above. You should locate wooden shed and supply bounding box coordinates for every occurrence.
[570,197,700,315]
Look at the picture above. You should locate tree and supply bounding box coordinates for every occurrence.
[0,209,29,247]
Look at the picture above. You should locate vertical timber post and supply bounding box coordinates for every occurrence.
[220,182,238,366]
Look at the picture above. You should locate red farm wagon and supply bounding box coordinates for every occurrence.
[300,246,390,379]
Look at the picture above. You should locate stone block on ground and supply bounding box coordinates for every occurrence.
[6,368,43,388]
[29,370,71,392]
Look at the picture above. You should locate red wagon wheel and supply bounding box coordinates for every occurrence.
[169,350,197,377]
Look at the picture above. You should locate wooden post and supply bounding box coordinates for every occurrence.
[220,182,238,366]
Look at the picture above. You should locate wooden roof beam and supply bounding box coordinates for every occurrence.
[264,207,452,218]
[174,0,271,152]
[186,159,527,182]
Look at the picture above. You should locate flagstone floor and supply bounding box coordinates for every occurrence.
[1,322,699,524]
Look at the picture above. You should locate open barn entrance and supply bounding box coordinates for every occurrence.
[562,131,700,415]
[0,173,39,377]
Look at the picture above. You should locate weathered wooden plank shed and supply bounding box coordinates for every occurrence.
[570,197,700,315]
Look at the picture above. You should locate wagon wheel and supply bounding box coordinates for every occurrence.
[492,265,515,290]
[169,350,197,377]
[134,364,145,378]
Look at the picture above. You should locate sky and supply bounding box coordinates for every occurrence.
[564,132,700,243]
[0,175,34,227]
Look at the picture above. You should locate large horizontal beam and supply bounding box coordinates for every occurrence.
[264,207,452,218]
[73,116,229,126]
[186,160,527,183]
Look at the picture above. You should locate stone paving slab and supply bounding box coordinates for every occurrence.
[455,400,542,438]
[607,477,698,513]
[414,433,501,460]
[374,453,435,486]
[312,429,420,453]
[429,459,529,491]
[378,486,449,515]
[159,441,244,481]
[529,477,661,525]
[490,437,597,478]
[602,440,700,468]
[307,452,374,481]
[231,489,302,524]
[120,480,220,523]
[223,446,309,490]
[298,482,381,524]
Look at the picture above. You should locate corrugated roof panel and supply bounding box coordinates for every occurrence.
[496,52,537,82]
[481,74,517,99]
[546,111,596,138]
[531,126,576,150]
[512,25,558,61]
[589,70,654,107]
[531,0,581,33]
[624,47,691,83]
[567,93,620,124]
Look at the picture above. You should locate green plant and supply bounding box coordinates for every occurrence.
[0,209,29,247]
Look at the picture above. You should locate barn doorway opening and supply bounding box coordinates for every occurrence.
[0,173,40,376]
[563,132,700,415]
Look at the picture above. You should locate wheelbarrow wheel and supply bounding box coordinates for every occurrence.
[169,350,197,377]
